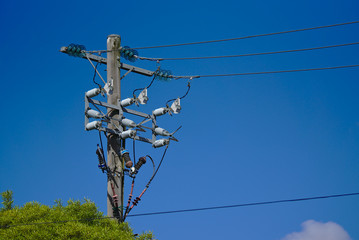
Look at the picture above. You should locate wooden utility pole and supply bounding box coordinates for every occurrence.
[106,34,123,219]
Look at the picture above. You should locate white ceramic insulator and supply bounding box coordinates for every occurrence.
[154,127,170,136]
[86,109,102,119]
[120,98,134,107]
[153,139,169,148]
[153,108,168,116]
[120,130,136,139]
[85,121,101,131]
[121,119,136,128]
[86,88,101,98]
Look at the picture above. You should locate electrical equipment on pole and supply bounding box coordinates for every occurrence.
[60,37,190,222]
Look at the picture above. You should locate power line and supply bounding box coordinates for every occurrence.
[133,20,359,49]
[2,192,358,228]
[139,42,359,61]
[172,64,359,79]
[127,192,359,217]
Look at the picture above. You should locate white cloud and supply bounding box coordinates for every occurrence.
[282,220,351,240]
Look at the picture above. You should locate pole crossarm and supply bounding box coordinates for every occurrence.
[60,46,154,77]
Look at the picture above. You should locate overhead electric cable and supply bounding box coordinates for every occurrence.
[141,42,359,61]
[133,20,359,49]
[172,64,359,79]
[127,192,359,217]
[2,192,358,228]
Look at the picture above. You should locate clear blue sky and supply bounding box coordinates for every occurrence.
[1,0,358,239]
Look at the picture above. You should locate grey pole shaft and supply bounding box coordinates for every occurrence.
[106,35,124,219]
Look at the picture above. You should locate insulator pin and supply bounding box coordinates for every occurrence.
[121,149,133,168]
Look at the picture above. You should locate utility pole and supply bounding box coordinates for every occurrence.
[60,37,183,221]
[106,35,123,219]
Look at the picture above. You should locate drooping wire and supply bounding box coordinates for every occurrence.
[132,139,136,166]
[166,81,191,106]
[98,131,104,153]
[197,64,359,78]
[140,42,359,61]
[2,191,359,227]
[85,55,106,85]
[92,62,102,88]
[132,20,359,49]
[127,192,359,218]
[146,146,168,188]
[132,74,157,96]
[86,41,359,61]
[172,64,359,79]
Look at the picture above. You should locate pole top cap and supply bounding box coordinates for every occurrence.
[108,34,121,38]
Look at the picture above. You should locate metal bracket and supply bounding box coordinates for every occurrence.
[104,79,114,95]
[120,67,135,80]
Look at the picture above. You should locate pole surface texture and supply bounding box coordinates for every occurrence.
[106,35,123,219]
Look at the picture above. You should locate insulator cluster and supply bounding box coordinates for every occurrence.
[155,69,172,81]
[120,46,138,62]
[67,43,86,57]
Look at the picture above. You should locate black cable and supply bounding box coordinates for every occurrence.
[166,82,191,106]
[132,75,156,96]
[145,155,157,182]
[197,64,359,78]
[132,139,136,166]
[92,62,102,88]
[154,42,359,61]
[99,131,104,152]
[173,64,359,79]
[127,192,359,217]
[133,20,359,49]
[2,191,358,227]
[146,145,168,188]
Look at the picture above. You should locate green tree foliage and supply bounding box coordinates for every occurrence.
[1,190,14,211]
[0,191,153,240]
